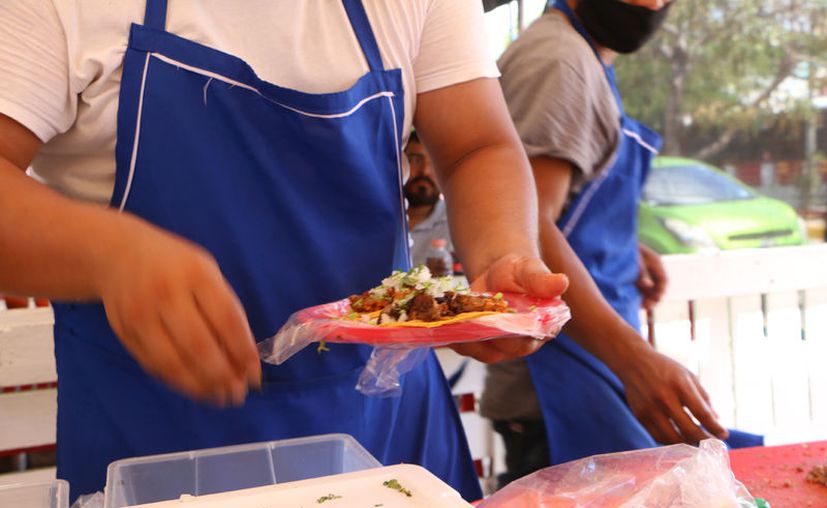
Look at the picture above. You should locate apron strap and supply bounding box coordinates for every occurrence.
[342,0,384,72]
[141,0,383,72]
[551,0,624,115]
[143,0,168,30]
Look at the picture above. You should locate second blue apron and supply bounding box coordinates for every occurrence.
[525,0,662,465]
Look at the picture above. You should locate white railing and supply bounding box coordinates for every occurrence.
[0,305,56,481]
[438,243,827,487]
[647,243,827,442]
[1,244,826,483]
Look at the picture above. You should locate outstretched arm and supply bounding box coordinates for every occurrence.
[0,114,260,406]
[414,78,569,363]
[531,153,726,445]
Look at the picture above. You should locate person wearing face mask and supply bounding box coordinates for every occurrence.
[481,0,762,488]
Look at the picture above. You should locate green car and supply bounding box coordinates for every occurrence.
[638,157,807,254]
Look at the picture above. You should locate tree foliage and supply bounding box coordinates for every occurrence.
[615,0,827,159]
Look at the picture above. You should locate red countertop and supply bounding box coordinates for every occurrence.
[729,441,827,507]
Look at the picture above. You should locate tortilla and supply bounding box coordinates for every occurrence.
[342,266,512,328]
[342,309,507,328]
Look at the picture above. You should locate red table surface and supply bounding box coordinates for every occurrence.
[729,441,827,507]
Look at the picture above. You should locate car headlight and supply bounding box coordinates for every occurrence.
[661,218,719,251]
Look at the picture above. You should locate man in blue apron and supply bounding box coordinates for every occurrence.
[0,1,570,502]
[482,0,762,487]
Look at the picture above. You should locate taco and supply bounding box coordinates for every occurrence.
[346,266,511,327]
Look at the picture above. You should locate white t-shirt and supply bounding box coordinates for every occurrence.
[0,0,498,204]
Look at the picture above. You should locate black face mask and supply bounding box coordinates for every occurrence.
[575,0,672,54]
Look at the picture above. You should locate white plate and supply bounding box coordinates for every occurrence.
[128,464,473,508]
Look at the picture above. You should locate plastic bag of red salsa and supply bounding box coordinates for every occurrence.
[257,292,570,396]
[477,439,757,508]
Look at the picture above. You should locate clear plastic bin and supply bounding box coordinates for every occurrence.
[0,479,70,508]
[124,464,472,508]
[104,433,380,508]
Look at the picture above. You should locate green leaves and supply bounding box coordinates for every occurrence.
[382,478,412,497]
[616,0,827,158]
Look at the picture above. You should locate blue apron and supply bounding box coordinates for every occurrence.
[524,0,662,465]
[526,3,764,463]
[52,0,481,501]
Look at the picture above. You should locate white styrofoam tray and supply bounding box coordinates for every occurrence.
[127,464,472,508]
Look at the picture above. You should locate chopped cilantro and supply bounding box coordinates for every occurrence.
[316,493,342,503]
[383,478,412,497]
[316,341,330,354]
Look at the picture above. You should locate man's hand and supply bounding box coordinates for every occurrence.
[448,254,568,363]
[414,79,571,363]
[637,243,667,310]
[0,114,262,407]
[617,344,728,445]
[98,217,262,407]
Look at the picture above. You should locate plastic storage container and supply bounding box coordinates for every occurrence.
[104,434,380,508]
[125,464,472,508]
[0,479,70,508]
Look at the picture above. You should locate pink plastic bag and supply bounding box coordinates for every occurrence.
[257,292,570,396]
[478,440,757,508]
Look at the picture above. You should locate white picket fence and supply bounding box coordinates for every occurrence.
[438,243,827,488]
[1,243,826,486]
[0,306,56,459]
[646,243,827,442]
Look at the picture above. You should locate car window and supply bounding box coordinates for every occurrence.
[643,164,754,206]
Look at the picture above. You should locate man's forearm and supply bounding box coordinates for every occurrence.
[413,78,543,281]
[0,157,126,300]
[440,143,541,280]
[539,218,650,371]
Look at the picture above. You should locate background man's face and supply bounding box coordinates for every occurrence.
[575,0,672,54]
[404,139,440,207]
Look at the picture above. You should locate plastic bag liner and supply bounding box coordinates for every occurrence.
[71,492,104,508]
[258,293,570,396]
[478,439,757,508]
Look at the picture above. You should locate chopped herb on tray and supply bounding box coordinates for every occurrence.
[316,493,342,503]
[383,478,412,497]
